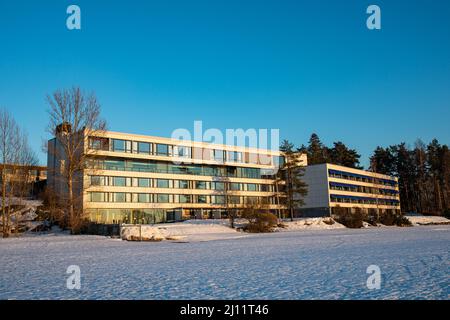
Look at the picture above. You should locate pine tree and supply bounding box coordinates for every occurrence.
[307,133,329,165]
[278,140,308,221]
[369,146,395,175]
[329,141,362,169]
[370,139,450,216]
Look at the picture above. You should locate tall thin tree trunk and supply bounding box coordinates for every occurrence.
[435,178,442,213]
[2,170,6,238]
[67,174,74,231]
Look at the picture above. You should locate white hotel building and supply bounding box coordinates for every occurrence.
[47,128,296,224]
[299,163,401,217]
[47,127,400,225]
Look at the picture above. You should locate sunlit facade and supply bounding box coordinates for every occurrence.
[47,130,299,224]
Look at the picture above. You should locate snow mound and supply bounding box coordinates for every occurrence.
[277,217,346,231]
[121,221,246,242]
[406,215,450,226]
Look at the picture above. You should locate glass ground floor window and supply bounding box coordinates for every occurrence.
[87,208,166,224]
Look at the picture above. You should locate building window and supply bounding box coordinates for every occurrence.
[245,196,258,205]
[112,139,126,152]
[113,177,126,187]
[174,145,191,158]
[212,195,225,204]
[90,176,104,186]
[89,137,109,150]
[212,182,225,191]
[138,178,150,188]
[229,196,241,204]
[138,142,151,154]
[156,179,169,188]
[138,193,151,203]
[178,180,189,189]
[156,194,169,203]
[114,193,126,202]
[156,144,169,156]
[247,183,258,192]
[230,183,242,191]
[90,192,105,202]
[213,149,224,162]
[179,195,191,203]
[226,167,237,177]
[197,195,208,203]
[273,156,285,167]
[227,151,243,163]
[195,181,207,189]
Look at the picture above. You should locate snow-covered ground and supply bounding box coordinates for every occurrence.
[0,225,448,299]
[120,218,346,242]
[277,217,346,231]
[406,215,450,226]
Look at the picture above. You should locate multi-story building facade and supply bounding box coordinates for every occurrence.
[299,163,400,217]
[47,129,304,224]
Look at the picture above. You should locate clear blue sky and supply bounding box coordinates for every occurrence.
[1,0,449,167]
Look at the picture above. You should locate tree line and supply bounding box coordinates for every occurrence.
[298,133,362,169]
[293,133,450,216]
[370,140,450,216]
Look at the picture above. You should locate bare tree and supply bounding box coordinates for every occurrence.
[46,87,106,233]
[12,133,39,233]
[0,110,38,237]
[0,110,18,237]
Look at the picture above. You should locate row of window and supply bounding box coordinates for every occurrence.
[89,175,276,192]
[330,194,400,206]
[88,136,284,166]
[328,170,397,187]
[87,208,167,225]
[89,192,278,205]
[87,208,235,225]
[88,159,277,179]
[329,183,399,196]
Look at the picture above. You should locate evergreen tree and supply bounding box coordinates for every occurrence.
[278,140,308,221]
[329,141,362,169]
[369,146,396,175]
[306,133,329,165]
[369,139,450,215]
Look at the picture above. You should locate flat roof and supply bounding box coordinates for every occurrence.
[89,129,284,156]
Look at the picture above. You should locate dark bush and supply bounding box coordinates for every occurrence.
[394,215,412,227]
[443,209,450,219]
[333,207,365,228]
[379,211,396,226]
[379,211,412,227]
[242,211,278,233]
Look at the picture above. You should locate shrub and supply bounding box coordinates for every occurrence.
[394,215,412,227]
[379,211,412,227]
[378,211,412,227]
[379,211,396,226]
[443,209,450,219]
[333,207,365,228]
[242,211,278,233]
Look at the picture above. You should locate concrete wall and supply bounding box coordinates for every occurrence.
[300,164,330,209]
